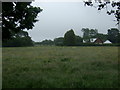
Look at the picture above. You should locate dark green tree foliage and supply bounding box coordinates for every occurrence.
[108,28,120,43]
[81,28,98,43]
[75,36,83,45]
[89,29,98,38]
[39,39,54,45]
[2,2,42,41]
[81,28,90,43]
[54,37,64,46]
[14,30,29,38]
[118,34,120,43]
[94,33,108,42]
[3,33,34,47]
[64,29,76,46]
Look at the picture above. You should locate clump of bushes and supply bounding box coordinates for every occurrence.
[3,36,34,47]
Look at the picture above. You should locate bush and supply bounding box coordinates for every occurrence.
[2,37,34,47]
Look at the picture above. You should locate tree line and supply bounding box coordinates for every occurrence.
[3,27,120,47]
[36,28,120,46]
[2,2,120,47]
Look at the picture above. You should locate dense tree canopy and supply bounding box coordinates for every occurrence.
[2,30,34,47]
[81,28,98,43]
[39,39,54,45]
[64,29,76,46]
[75,36,83,45]
[94,33,108,42]
[54,36,83,46]
[2,2,42,41]
[107,28,120,43]
[54,37,64,46]
[3,36,34,47]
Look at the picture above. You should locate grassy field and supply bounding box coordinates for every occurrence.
[2,46,119,88]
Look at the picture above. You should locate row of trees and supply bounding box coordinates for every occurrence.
[82,28,120,44]
[38,28,120,46]
[37,29,83,46]
[3,27,120,47]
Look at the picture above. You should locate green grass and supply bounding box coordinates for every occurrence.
[2,46,119,88]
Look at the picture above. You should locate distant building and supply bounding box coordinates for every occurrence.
[103,40,112,44]
[83,40,86,43]
[83,38,103,44]
[90,38,97,43]
[94,38,103,44]
[84,38,112,44]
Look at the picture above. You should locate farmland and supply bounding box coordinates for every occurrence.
[2,46,119,88]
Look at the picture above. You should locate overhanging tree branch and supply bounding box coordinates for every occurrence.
[84,0,120,30]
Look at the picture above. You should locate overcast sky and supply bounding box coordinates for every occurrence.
[27,1,117,42]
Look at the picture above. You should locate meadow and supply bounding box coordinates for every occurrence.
[2,46,119,88]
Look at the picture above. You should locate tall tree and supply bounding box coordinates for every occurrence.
[89,29,98,38]
[81,28,98,43]
[2,2,42,41]
[64,29,76,46]
[81,28,90,43]
[107,28,119,43]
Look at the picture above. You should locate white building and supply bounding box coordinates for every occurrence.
[104,40,112,44]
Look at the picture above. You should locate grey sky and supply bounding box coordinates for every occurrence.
[28,2,117,42]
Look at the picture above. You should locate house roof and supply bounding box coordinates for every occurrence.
[104,40,112,44]
[90,38,97,42]
[94,38,103,44]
